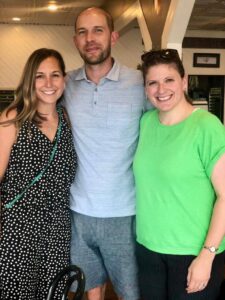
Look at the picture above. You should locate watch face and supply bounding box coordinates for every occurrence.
[204,245,218,253]
[210,247,216,252]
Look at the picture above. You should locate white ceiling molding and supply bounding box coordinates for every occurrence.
[114,0,152,51]
[162,0,195,55]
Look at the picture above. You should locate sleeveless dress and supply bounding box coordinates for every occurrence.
[0,108,76,299]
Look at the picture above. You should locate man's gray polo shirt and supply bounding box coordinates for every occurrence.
[64,60,146,217]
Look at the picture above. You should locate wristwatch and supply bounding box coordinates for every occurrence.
[203,246,218,253]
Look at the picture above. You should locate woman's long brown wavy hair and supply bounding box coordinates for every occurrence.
[0,48,66,128]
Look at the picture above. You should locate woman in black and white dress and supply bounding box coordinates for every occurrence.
[0,48,76,299]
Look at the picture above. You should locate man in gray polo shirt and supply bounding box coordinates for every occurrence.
[64,7,149,300]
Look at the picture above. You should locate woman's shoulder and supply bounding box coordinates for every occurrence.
[58,106,72,130]
[0,109,17,164]
[192,109,225,143]
[0,108,17,122]
[0,108,18,142]
[141,108,157,121]
[194,109,224,128]
[139,109,157,131]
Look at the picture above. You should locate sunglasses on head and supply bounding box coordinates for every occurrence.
[141,49,179,62]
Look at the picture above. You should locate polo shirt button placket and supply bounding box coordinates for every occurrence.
[93,87,98,106]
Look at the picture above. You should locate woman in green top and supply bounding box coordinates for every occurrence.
[133,49,225,299]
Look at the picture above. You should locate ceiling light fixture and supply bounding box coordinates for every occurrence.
[48,4,58,11]
[12,17,21,21]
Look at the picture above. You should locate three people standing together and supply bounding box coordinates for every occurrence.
[0,5,225,300]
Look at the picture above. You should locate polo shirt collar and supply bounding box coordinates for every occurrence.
[74,59,121,82]
[105,59,120,81]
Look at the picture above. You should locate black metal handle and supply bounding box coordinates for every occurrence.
[46,265,85,300]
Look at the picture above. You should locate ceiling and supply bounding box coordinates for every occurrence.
[0,0,225,31]
[188,0,225,31]
[0,0,137,26]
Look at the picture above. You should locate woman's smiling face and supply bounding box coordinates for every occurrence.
[145,63,187,113]
[35,56,65,106]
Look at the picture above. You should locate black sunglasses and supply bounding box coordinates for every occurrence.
[141,49,179,62]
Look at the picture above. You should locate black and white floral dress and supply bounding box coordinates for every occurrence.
[0,108,76,299]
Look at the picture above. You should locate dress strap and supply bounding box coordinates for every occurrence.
[5,106,63,209]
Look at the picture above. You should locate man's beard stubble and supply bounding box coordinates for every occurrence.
[79,44,111,65]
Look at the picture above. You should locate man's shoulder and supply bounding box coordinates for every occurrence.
[119,63,142,77]
[66,67,83,81]
[118,63,143,85]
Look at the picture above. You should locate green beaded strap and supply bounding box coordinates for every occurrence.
[5,107,63,209]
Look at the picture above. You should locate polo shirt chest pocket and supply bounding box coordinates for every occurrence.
[107,103,142,129]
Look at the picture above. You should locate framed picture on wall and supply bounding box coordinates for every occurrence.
[193,53,220,68]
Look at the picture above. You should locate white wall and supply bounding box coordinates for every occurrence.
[0,25,79,89]
[113,27,144,69]
[0,24,144,89]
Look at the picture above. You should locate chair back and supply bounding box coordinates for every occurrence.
[46,265,85,300]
